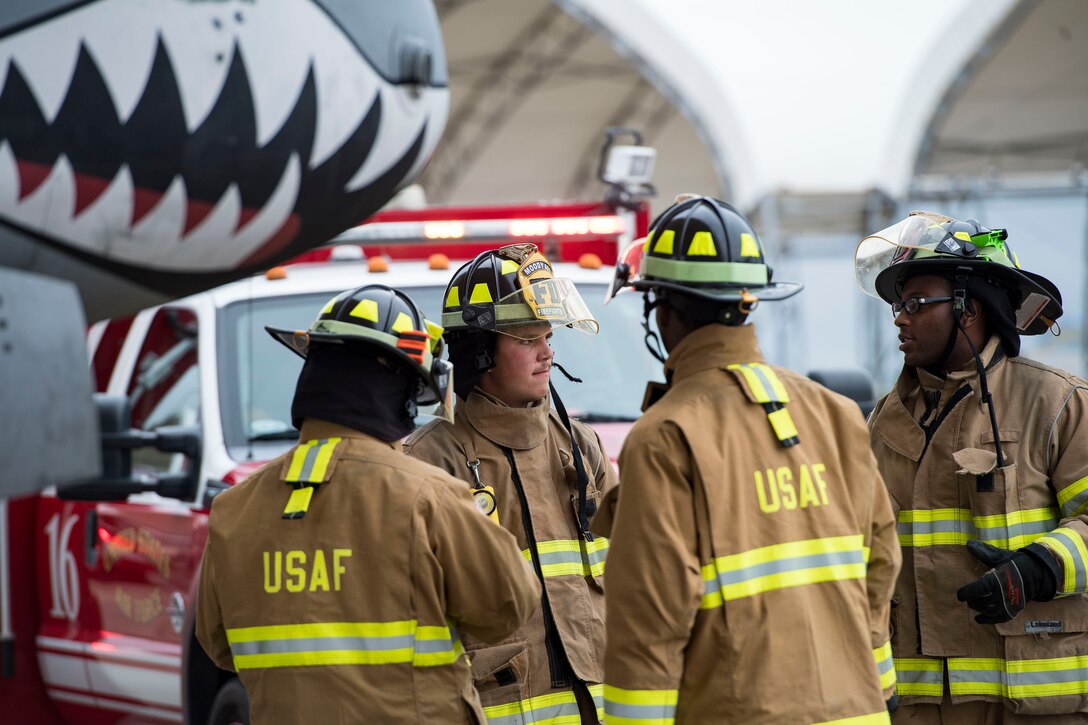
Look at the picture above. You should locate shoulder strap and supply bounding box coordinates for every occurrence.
[725,363,800,448]
[280,437,343,519]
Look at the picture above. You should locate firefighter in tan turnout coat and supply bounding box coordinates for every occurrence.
[857,211,1088,723]
[598,196,902,724]
[196,284,540,724]
[405,245,617,724]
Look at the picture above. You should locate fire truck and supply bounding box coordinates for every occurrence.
[0,196,656,724]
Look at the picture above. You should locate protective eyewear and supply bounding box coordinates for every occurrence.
[891,296,952,317]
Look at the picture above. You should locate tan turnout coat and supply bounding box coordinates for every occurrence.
[197,419,541,724]
[405,390,618,724]
[599,324,901,724]
[869,336,1088,716]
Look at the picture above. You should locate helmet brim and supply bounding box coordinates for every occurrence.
[873,260,1062,335]
[630,278,803,302]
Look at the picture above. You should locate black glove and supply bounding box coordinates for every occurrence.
[885,694,898,714]
[956,540,1059,624]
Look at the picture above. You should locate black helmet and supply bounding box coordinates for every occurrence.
[442,243,598,336]
[855,211,1062,335]
[606,196,802,303]
[267,284,452,410]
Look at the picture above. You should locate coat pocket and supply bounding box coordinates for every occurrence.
[996,596,1088,715]
[466,640,531,710]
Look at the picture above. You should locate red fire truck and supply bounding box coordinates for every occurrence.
[0,198,655,724]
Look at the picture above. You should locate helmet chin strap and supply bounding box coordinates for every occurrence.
[939,273,1005,468]
[642,293,667,364]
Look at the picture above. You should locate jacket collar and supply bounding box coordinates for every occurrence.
[874,335,1005,461]
[664,323,765,386]
[297,418,400,451]
[461,388,549,450]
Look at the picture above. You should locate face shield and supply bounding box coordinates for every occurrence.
[493,277,599,336]
[604,239,646,303]
[855,212,960,299]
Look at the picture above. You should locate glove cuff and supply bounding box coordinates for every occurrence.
[1022,543,1060,601]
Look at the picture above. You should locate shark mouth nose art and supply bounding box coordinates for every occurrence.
[0,0,447,296]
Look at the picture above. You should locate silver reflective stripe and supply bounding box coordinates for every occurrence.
[976,517,1055,543]
[746,364,785,403]
[606,702,677,720]
[485,699,581,725]
[877,656,894,677]
[231,633,413,657]
[715,549,865,587]
[1063,488,1088,518]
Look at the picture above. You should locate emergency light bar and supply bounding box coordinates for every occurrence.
[330,216,627,245]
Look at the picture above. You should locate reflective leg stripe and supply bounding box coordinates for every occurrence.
[1058,474,1088,518]
[873,641,896,690]
[896,508,1058,549]
[482,685,604,724]
[522,538,608,578]
[700,535,868,608]
[225,620,463,670]
[603,685,677,724]
[285,438,342,483]
[1035,529,1088,595]
[812,712,891,725]
[948,656,1088,699]
[893,658,943,697]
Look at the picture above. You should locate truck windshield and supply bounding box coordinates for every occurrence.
[218,284,658,458]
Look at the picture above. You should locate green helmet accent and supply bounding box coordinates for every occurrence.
[608,196,802,303]
[856,211,1062,335]
[441,243,598,336]
[266,284,452,407]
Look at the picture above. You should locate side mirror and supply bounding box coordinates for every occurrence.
[57,395,203,501]
[807,369,876,418]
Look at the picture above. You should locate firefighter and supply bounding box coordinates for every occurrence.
[599,195,902,723]
[195,284,540,724]
[856,211,1088,723]
[403,243,618,724]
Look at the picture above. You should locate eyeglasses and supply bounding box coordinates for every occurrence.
[891,296,952,317]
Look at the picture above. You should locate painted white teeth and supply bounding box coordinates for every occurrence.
[236,8,313,148]
[0,141,17,211]
[78,1,160,123]
[0,22,82,124]
[177,184,242,264]
[307,8,381,168]
[69,165,133,259]
[346,86,447,193]
[128,175,187,262]
[209,153,301,268]
[156,2,235,133]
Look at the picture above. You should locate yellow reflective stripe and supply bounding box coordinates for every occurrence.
[739,232,760,258]
[482,689,584,723]
[282,487,314,517]
[603,685,677,724]
[701,535,866,605]
[521,538,609,578]
[727,363,789,403]
[897,507,1058,549]
[226,620,462,670]
[873,641,896,690]
[652,229,675,255]
[285,438,341,483]
[445,286,460,308]
[894,657,944,697]
[686,230,716,256]
[813,713,890,725]
[1036,529,1088,594]
[948,655,1088,699]
[767,407,798,442]
[350,298,379,322]
[1058,474,1088,517]
[470,283,493,304]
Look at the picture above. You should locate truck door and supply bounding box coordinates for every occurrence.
[36,307,203,724]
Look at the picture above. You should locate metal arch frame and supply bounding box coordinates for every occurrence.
[421,2,595,202]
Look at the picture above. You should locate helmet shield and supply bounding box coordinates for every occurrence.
[493,277,598,335]
[604,239,645,304]
[855,211,1063,335]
